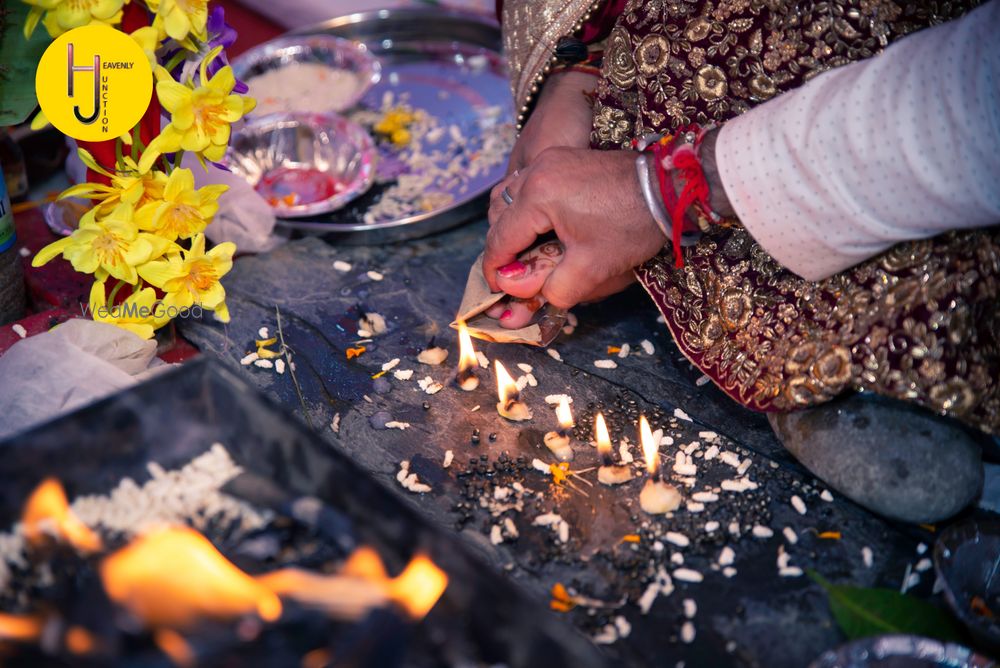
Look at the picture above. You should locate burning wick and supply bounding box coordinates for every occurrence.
[595,413,632,486]
[454,321,480,391]
[495,360,532,421]
[543,396,575,462]
[638,415,681,514]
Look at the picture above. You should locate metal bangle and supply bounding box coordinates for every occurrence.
[635,153,673,243]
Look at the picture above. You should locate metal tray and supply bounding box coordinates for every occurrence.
[282,7,514,244]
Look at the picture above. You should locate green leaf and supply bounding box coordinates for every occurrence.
[809,570,966,644]
[0,2,51,125]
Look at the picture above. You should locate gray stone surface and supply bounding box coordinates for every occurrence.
[177,221,993,667]
[769,393,983,524]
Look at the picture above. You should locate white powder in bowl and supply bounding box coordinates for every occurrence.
[249,63,363,115]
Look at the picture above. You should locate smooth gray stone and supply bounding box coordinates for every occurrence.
[768,394,983,524]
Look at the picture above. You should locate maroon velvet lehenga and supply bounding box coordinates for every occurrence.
[500,0,1000,435]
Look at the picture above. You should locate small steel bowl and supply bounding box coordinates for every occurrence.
[934,519,1000,654]
[233,35,381,115]
[225,112,377,218]
[809,635,995,668]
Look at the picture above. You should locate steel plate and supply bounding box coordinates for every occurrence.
[280,7,514,244]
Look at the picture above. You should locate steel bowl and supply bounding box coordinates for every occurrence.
[934,519,1000,654]
[233,35,381,115]
[225,112,377,218]
[809,635,995,667]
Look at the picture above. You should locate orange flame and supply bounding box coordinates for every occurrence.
[554,396,574,431]
[639,415,659,475]
[388,554,448,620]
[594,413,612,460]
[0,611,43,643]
[257,549,448,622]
[100,527,282,629]
[495,360,518,404]
[457,321,478,373]
[21,478,102,553]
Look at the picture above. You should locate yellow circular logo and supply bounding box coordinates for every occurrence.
[36,24,153,142]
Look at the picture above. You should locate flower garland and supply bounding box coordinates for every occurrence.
[23,0,256,338]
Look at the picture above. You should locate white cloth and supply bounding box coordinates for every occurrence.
[0,320,167,440]
[716,0,1000,281]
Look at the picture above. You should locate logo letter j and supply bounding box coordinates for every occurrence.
[67,43,101,125]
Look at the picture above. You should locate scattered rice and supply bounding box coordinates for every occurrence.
[384,421,410,430]
[665,532,690,548]
[257,327,269,339]
[673,568,703,583]
[475,351,489,369]
[640,339,654,355]
[382,358,401,372]
[254,359,274,369]
[782,527,798,545]
[417,347,448,365]
[396,460,431,493]
[617,343,630,359]
[751,525,774,539]
[275,359,286,374]
[790,495,807,515]
[681,621,696,644]
[683,598,697,619]
[10,324,26,338]
[366,270,384,281]
[718,546,735,566]
[545,394,573,405]
[240,352,259,366]
[674,408,692,422]
[517,363,533,374]
[594,359,618,369]
[820,489,834,502]
[393,369,413,380]
[546,348,563,362]
[862,546,873,568]
[333,260,352,272]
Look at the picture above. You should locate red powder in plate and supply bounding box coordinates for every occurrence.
[255,166,343,208]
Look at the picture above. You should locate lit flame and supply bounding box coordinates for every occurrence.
[495,360,518,405]
[595,413,613,460]
[21,478,102,553]
[0,611,43,643]
[555,396,574,431]
[100,526,282,629]
[457,321,478,373]
[639,415,659,475]
[257,549,448,622]
[388,554,448,620]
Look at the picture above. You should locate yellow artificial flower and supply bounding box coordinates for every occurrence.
[155,0,208,42]
[135,167,228,241]
[59,148,169,216]
[23,0,124,38]
[138,233,235,322]
[88,281,168,339]
[138,48,257,173]
[130,25,160,69]
[32,202,174,284]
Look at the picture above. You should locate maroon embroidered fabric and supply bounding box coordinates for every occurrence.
[587,0,1000,434]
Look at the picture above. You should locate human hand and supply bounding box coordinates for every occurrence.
[482,241,637,328]
[505,71,597,176]
[484,147,666,313]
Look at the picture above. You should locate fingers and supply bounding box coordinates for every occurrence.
[585,270,636,302]
[500,295,548,329]
[483,204,552,292]
[538,251,594,310]
[487,171,521,227]
[495,240,563,298]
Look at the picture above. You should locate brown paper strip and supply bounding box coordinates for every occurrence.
[450,254,543,346]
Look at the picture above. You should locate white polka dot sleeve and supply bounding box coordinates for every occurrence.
[715,0,1000,281]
